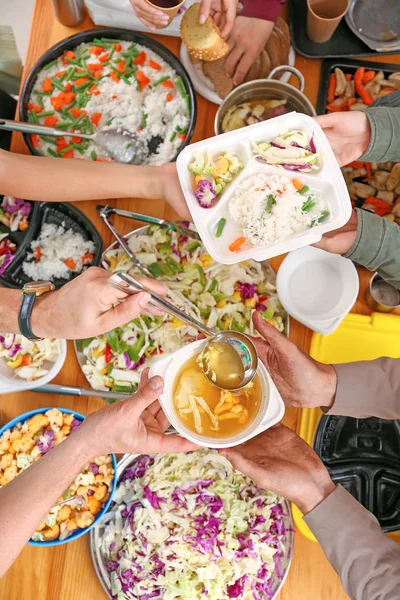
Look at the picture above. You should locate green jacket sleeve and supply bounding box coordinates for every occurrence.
[344,208,400,288]
[360,107,400,162]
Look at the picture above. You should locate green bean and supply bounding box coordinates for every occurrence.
[65,57,81,66]
[29,110,39,124]
[317,210,330,222]
[176,125,188,134]
[75,81,92,92]
[141,112,147,129]
[120,74,131,85]
[41,136,58,145]
[47,148,59,158]
[91,150,97,161]
[34,90,51,96]
[36,110,55,118]
[36,95,44,110]
[59,144,75,156]
[176,76,186,98]
[153,75,170,87]
[301,198,316,212]
[266,194,275,213]
[43,59,58,70]
[298,185,310,195]
[125,56,132,69]
[70,113,86,128]
[170,131,177,142]
[92,38,113,48]
[55,121,73,130]
[87,118,94,134]
[73,143,85,154]
[106,118,114,126]
[184,94,191,114]
[66,66,76,81]
[101,37,121,43]
[59,71,68,81]
[51,77,66,92]
[108,46,115,61]
[215,218,226,238]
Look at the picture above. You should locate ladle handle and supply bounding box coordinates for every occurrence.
[0,119,93,140]
[108,272,215,338]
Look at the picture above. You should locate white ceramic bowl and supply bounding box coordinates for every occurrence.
[149,339,284,448]
[0,339,67,394]
[276,246,359,335]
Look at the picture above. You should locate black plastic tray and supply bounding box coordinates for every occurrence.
[288,0,400,58]
[316,57,400,114]
[0,199,103,289]
[19,27,197,162]
[314,415,400,532]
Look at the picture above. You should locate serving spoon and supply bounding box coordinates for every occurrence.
[108,272,258,390]
[0,118,148,164]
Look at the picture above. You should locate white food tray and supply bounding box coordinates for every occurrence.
[176,112,352,265]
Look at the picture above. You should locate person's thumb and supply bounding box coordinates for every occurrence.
[133,375,164,412]
[314,113,340,130]
[252,311,286,348]
[199,0,211,24]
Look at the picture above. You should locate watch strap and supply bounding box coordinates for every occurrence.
[19,292,42,341]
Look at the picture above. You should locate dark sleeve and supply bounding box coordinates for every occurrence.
[326,358,400,419]
[304,485,400,600]
[239,0,284,22]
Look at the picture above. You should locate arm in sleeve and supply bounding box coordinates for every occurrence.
[326,358,400,419]
[343,207,400,289]
[239,0,284,21]
[304,485,400,600]
[359,107,400,162]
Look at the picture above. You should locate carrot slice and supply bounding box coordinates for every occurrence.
[31,134,40,148]
[64,257,77,269]
[62,50,75,65]
[90,46,104,55]
[74,77,90,86]
[327,74,336,104]
[113,43,122,52]
[136,70,150,89]
[33,247,41,262]
[27,103,43,113]
[149,60,162,70]
[134,51,146,65]
[64,82,73,92]
[345,73,352,81]
[82,252,94,265]
[87,63,103,71]
[99,52,109,63]
[44,115,58,127]
[62,150,74,159]
[229,237,247,252]
[162,79,174,89]
[72,136,82,144]
[70,108,86,118]
[43,77,53,93]
[291,178,304,190]
[178,133,186,142]
[110,71,120,83]
[88,85,101,95]
[166,93,173,102]
[91,113,102,126]
[55,70,68,78]
[363,70,376,84]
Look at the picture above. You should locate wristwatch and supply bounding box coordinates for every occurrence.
[19,281,55,340]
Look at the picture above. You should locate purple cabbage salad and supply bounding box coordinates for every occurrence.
[99,450,289,600]
[0,196,31,232]
[251,129,320,173]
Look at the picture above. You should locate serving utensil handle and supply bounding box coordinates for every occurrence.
[108,272,215,338]
[0,118,93,140]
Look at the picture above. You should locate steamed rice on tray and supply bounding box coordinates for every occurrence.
[28,38,191,165]
[79,225,286,394]
[99,451,289,600]
[22,223,95,280]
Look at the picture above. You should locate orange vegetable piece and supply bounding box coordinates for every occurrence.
[347,161,364,169]
[136,70,150,90]
[229,237,247,252]
[178,133,186,142]
[149,60,162,70]
[44,115,58,127]
[345,73,352,81]
[355,82,374,105]
[64,82,73,92]
[62,150,74,159]
[91,113,102,126]
[113,43,122,52]
[363,70,376,84]
[90,46,104,55]
[31,134,40,148]
[363,162,372,182]
[82,252,94,265]
[134,51,146,65]
[116,61,126,73]
[88,63,103,71]
[326,103,342,112]
[33,247,41,262]
[62,50,75,65]
[88,85,101,96]
[64,258,76,270]
[162,80,174,89]
[110,71,120,83]
[70,108,86,118]
[43,78,53,93]
[55,70,67,78]
[327,74,336,104]
[72,136,82,144]
[20,355,33,367]
[50,97,63,110]
[27,103,42,113]
[99,52,110,63]
[93,72,102,79]
[348,97,356,107]
[354,66,364,85]
[166,93,173,102]
[292,178,304,191]
[56,137,66,147]
[74,77,90,86]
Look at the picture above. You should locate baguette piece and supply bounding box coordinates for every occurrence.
[181,3,229,62]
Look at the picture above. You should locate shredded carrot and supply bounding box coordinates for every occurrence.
[363,70,376,84]
[64,257,76,270]
[43,77,53,93]
[88,85,101,95]
[62,50,75,65]
[110,71,120,83]
[149,60,162,70]
[327,74,336,103]
[113,43,122,52]
[27,103,42,113]
[134,51,146,65]
[292,178,304,191]
[90,46,104,55]
[166,93,173,102]
[44,115,58,127]
[82,252,94,265]
[31,134,40,148]
[87,63,103,71]
[162,80,174,89]
[116,61,126,73]
[229,237,247,252]
[178,133,186,142]
[99,52,109,63]
[74,77,90,86]
[91,113,102,126]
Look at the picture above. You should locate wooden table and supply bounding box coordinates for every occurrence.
[1,1,399,598]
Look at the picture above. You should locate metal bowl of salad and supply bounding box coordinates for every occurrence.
[90,450,294,600]
[74,224,289,400]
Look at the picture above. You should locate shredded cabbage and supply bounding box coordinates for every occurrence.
[98,451,289,600]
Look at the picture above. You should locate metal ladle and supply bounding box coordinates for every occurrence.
[108,272,258,390]
[0,119,148,165]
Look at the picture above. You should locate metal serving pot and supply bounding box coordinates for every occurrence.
[214,65,316,135]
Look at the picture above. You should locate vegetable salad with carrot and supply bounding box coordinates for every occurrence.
[0,334,61,381]
[28,38,191,165]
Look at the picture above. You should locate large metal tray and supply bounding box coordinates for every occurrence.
[74,225,290,398]
[90,453,294,600]
[345,0,400,53]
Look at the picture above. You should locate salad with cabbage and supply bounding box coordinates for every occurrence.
[78,225,286,395]
[252,130,320,173]
[98,451,290,600]
[0,196,31,232]
[0,334,61,380]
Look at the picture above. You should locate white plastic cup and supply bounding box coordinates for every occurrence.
[150,339,285,448]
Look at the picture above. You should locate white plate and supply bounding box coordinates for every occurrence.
[276,247,359,335]
[176,111,352,265]
[180,43,296,105]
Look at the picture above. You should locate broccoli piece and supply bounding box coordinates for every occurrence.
[188,152,205,175]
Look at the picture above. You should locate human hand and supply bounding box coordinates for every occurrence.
[315,111,371,167]
[199,0,238,37]
[129,0,169,30]
[313,208,358,254]
[158,163,191,220]
[225,17,274,85]
[250,311,337,409]
[78,369,198,456]
[220,423,336,514]
[31,267,167,340]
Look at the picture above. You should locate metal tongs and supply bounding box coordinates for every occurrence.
[97,204,200,276]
